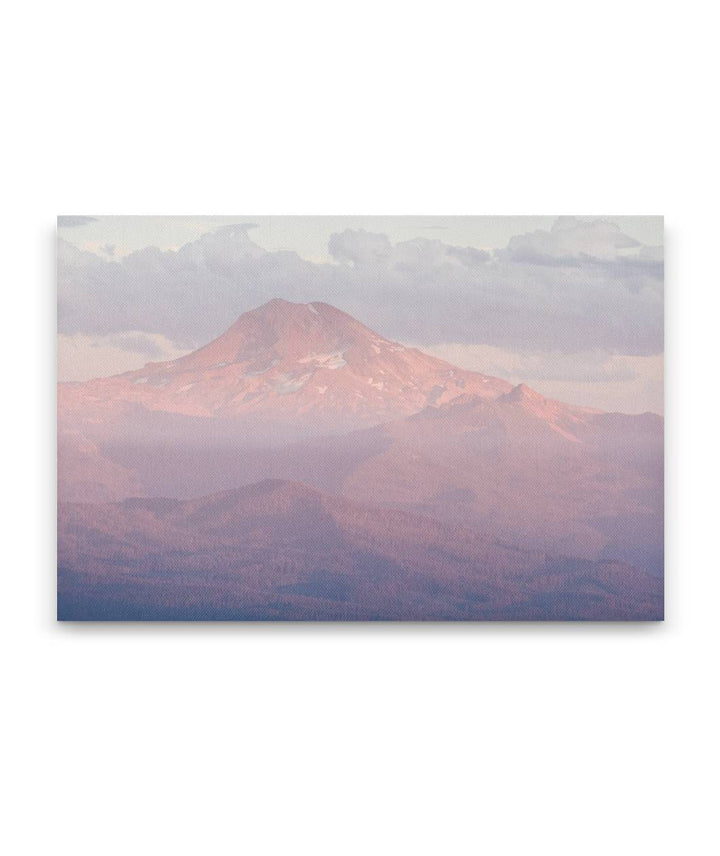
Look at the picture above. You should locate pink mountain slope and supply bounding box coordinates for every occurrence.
[336,392,663,570]
[59,299,512,431]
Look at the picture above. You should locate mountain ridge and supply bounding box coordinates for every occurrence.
[58,477,663,621]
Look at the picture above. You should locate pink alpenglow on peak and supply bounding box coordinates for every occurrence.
[59,299,511,431]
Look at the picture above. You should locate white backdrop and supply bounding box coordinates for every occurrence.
[3,1,718,854]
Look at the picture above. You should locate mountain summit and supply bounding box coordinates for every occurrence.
[60,299,512,429]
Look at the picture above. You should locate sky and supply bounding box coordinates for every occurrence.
[58,215,663,264]
[57,215,664,413]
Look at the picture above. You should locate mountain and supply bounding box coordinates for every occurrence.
[336,392,664,573]
[59,387,662,574]
[59,299,511,434]
[57,298,663,606]
[57,479,662,620]
[57,300,663,577]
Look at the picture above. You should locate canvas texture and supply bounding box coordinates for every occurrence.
[57,216,664,620]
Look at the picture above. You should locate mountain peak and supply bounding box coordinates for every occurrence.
[178,298,371,372]
[254,297,312,312]
[245,299,360,329]
[60,299,513,432]
[246,298,360,328]
[502,383,546,405]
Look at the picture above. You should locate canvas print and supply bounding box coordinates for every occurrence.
[57,216,664,620]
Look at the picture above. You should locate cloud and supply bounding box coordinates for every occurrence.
[58,216,99,228]
[322,222,661,355]
[58,332,189,382]
[501,216,642,264]
[108,332,169,358]
[328,230,491,270]
[422,344,640,383]
[328,229,393,266]
[420,343,664,414]
[57,218,663,356]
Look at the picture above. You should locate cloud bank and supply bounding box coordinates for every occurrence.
[58,217,663,357]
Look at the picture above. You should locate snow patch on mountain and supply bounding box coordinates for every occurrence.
[274,373,312,394]
[298,351,347,370]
